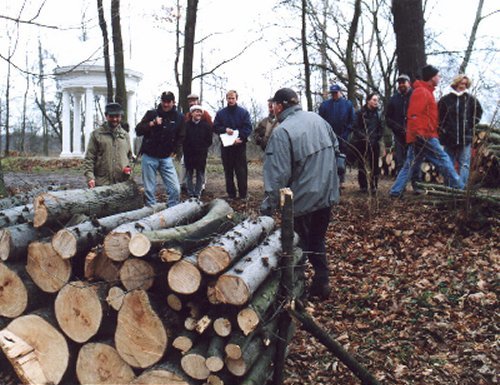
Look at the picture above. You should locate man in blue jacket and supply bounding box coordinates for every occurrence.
[318,84,355,185]
[213,90,252,200]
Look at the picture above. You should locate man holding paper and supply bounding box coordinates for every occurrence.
[213,90,253,200]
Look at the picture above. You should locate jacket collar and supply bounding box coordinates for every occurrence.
[278,104,302,122]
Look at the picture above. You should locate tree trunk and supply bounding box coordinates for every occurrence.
[111,0,127,120]
[129,198,234,257]
[0,159,7,198]
[76,341,135,385]
[301,0,313,111]
[52,203,166,259]
[0,312,69,385]
[240,342,276,385]
[104,199,204,261]
[114,289,168,368]
[33,181,143,228]
[197,215,274,275]
[214,230,298,306]
[392,0,426,81]
[179,0,199,114]
[0,223,52,261]
[459,0,484,74]
[97,0,114,103]
[0,204,33,229]
[0,262,51,318]
[54,281,114,343]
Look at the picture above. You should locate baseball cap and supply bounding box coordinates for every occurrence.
[329,84,341,93]
[104,102,123,116]
[397,74,411,83]
[271,88,299,105]
[161,91,175,102]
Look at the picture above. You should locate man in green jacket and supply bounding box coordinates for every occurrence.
[83,103,133,188]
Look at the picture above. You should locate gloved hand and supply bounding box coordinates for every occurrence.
[336,153,346,175]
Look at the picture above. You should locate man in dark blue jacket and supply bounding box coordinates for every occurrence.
[213,90,252,200]
[318,84,355,185]
[135,91,185,207]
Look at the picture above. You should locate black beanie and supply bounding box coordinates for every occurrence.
[421,65,439,81]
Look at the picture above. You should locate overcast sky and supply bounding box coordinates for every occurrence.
[1,0,499,121]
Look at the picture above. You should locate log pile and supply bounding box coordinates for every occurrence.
[0,184,302,385]
[470,125,500,188]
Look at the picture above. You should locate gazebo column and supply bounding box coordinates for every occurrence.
[72,92,83,157]
[60,89,72,157]
[127,91,137,155]
[84,87,94,151]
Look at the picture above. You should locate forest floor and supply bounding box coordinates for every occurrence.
[2,156,498,385]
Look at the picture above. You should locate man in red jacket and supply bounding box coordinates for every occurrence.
[389,65,464,197]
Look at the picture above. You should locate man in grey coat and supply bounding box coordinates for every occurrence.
[261,88,340,299]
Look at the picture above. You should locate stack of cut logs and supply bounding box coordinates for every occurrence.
[0,181,301,385]
[379,148,443,183]
[470,125,500,187]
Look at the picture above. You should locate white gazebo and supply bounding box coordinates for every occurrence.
[54,64,143,158]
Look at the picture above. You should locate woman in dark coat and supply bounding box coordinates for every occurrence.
[438,74,482,186]
[183,105,213,198]
[350,93,384,193]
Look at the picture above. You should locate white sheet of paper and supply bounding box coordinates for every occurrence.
[220,130,239,147]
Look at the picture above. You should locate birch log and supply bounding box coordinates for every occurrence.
[33,181,143,228]
[52,203,166,259]
[214,230,298,305]
[104,199,204,261]
[197,216,275,275]
[0,223,52,261]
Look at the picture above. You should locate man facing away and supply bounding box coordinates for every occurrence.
[318,84,355,185]
[84,102,133,188]
[389,65,464,197]
[213,90,252,200]
[261,88,340,299]
[135,91,185,207]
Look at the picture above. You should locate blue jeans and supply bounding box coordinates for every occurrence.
[445,144,471,187]
[390,137,464,196]
[141,154,180,207]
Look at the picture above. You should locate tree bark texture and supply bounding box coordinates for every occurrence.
[0,222,52,261]
[0,204,33,229]
[33,181,143,228]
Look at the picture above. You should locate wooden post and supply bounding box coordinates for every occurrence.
[272,188,294,385]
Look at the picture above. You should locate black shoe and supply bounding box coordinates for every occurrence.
[309,284,331,300]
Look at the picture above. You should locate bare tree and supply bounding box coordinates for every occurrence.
[301,0,313,111]
[97,0,114,103]
[111,0,127,121]
[179,0,199,114]
[37,38,49,155]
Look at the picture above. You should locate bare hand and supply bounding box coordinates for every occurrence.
[226,128,234,135]
[155,117,162,125]
[234,138,243,145]
[88,179,96,188]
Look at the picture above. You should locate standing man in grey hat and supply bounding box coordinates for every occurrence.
[261,88,340,299]
[84,102,133,188]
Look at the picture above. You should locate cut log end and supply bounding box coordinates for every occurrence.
[214,275,250,306]
[213,318,232,337]
[167,293,183,311]
[159,247,183,263]
[0,229,11,261]
[180,353,210,380]
[26,242,71,293]
[52,229,77,259]
[167,260,202,295]
[107,286,125,311]
[131,369,189,384]
[120,258,155,291]
[205,356,224,373]
[32,196,48,228]
[0,263,28,318]
[197,246,231,275]
[104,232,132,261]
[129,233,152,257]
[237,308,260,336]
[224,343,242,360]
[225,357,246,377]
[172,335,193,354]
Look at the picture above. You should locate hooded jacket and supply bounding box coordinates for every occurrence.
[406,80,439,144]
[438,90,483,146]
[261,104,340,217]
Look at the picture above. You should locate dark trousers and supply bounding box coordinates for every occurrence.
[221,144,248,198]
[294,206,332,285]
[353,140,380,191]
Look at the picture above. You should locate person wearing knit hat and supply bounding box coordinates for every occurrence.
[389,65,464,197]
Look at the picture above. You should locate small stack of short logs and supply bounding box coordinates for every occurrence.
[470,124,500,188]
[0,180,301,385]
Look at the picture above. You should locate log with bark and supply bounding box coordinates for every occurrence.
[54,281,115,343]
[0,204,33,229]
[0,222,52,261]
[197,216,275,275]
[0,186,61,211]
[33,180,144,228]
[76,341,135,385]
[213,230,298,306]
[128,198,234,257]
[84,246,122,283]
[205,335,225,373]
[52,203,167,259]
[26,241,72,293]
[0,311,70,385]
[104,199,204,261]
[0,262,51,318]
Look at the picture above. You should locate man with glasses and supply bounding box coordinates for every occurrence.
[135,91,185,207]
